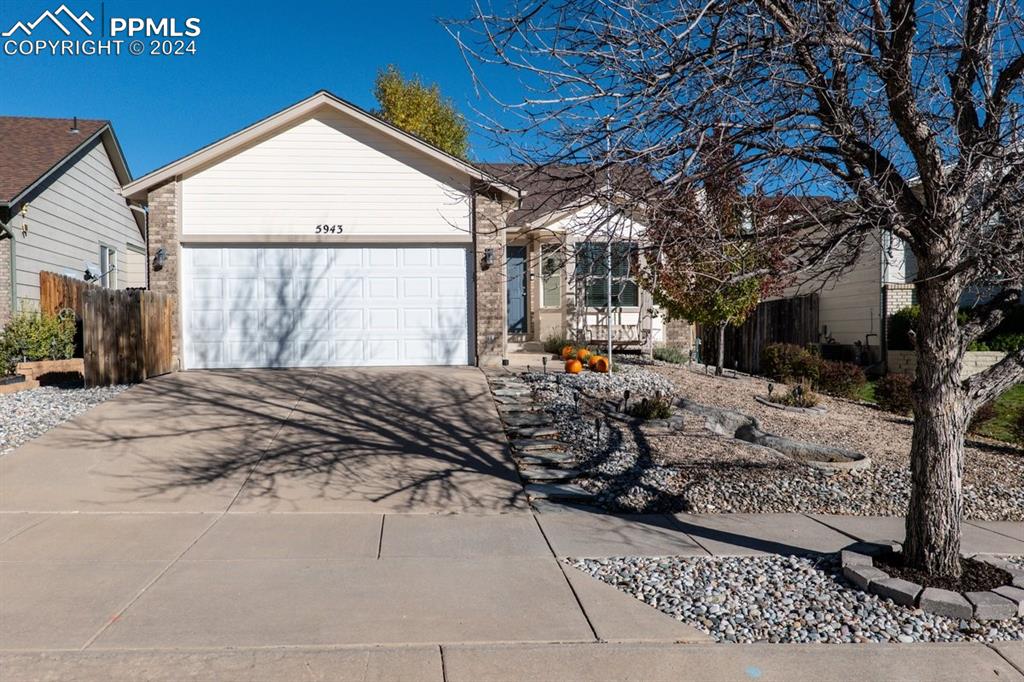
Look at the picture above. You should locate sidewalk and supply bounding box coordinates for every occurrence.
[2,641,1021,681]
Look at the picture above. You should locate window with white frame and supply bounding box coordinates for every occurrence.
[99,245,117,288]
[576,241,638,307]
[540,243,562,308]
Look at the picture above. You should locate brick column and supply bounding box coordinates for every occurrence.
[0,236,12,326]
[147,179,181,370]
[473,186,510,366]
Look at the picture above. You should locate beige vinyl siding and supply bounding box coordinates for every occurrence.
[123,245,147,288]
[7,139,144,307]
[180,109,473,239]
[782,234,885,345]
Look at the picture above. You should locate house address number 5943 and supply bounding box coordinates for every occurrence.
[315,224,344,235]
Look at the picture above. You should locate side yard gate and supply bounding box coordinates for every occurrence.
[40,272,174,386]
[700,294,819,374]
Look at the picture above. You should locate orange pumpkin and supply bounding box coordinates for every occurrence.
[561,345,576,360]
[565,358,584,374]
[592,356,610,373]
[576,348,592,363]
[587,354,600,369]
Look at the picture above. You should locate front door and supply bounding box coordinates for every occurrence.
[506,245,527,333]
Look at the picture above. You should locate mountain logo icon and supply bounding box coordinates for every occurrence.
[2,4,95,37]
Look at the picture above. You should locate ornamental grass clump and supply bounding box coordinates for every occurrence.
[653,346,687,364]
[628,395,674,421]
[777,381,820,408]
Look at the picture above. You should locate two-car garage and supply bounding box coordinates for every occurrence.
[122,91,517,371]
[181,245,471,369]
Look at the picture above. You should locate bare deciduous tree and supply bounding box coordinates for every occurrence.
[449,0,1024,577]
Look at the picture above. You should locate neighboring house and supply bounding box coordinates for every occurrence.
[480,164,694,354]
[122,91,519,370]
[0,116,147,325]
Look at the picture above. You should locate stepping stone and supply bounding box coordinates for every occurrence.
[513,426,560,439]
[525,483,595,502]
[519,466,580,482]
[493,388,531,397]
[502,413,553,428]
[492,395,533,405]
[499,404,539,415]
[517,451,577,468]
[511,438,564,452]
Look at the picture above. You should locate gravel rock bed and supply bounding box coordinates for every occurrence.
[0,385,130,454]
[651,366,1024,520]
[572,554,1024,644]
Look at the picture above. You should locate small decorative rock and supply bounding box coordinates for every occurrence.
[966,591,1018,620]
[869,577,922,607]
[919,588,974,620]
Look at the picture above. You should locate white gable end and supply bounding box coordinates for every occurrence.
[181,107,473,240]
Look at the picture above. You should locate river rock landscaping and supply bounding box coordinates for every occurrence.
[571,554,1024,644]
[495,361,1024,520]
[0,384,129,454]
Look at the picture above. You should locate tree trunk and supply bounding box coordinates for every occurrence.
[904,279,968,578]
[716,323,726,376]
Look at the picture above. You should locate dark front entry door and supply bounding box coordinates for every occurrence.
[507,245,527,333]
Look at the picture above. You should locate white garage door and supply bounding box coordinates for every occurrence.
[181,246,471,369]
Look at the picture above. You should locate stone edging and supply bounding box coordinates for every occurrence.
[840,548,1024,621]
[754,395,827,415]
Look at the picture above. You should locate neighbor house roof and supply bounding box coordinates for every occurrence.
[479,163,656,227]
[123,91,520,201]
[0,116,141,235]
[0,116,108,204]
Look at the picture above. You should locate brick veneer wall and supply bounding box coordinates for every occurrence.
[888,349,1005,380]
[663,317,694,352]
[473,187,510,366]
[146,179,181,370]
[0,237,12,326]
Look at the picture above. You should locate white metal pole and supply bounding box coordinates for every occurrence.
[606,234,613,365]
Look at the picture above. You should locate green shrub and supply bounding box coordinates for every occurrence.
[543,332,570,355]
[986,333,1024,353]
[628,395,674,420]
[761,343,821,383]
[876,373,914,415]
[968,401,998,434]
[0,309,76,375]
[653,346,687,364]
[817,360,867,400]
[888,305,920,350]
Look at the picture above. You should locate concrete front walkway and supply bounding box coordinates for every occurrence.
[1,368,1023,679]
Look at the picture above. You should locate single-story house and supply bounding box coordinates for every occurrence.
[121,91,692,371]
[0,117,147,324]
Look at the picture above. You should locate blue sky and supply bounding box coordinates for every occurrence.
[0,0,516,177]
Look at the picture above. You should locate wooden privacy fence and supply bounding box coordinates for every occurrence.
[699,294,819,374]
[40,272,174,386]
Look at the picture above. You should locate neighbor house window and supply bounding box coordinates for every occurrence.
[99,246,117,288]
[576,241,639,307]
[540,243,562,308]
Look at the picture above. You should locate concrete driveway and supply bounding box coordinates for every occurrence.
[0,367,525,513]
[0,367,705,658]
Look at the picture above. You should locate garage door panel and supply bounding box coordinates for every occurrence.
[183,246,470,369]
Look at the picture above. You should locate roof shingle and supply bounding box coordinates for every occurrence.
[0,116,107,203]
